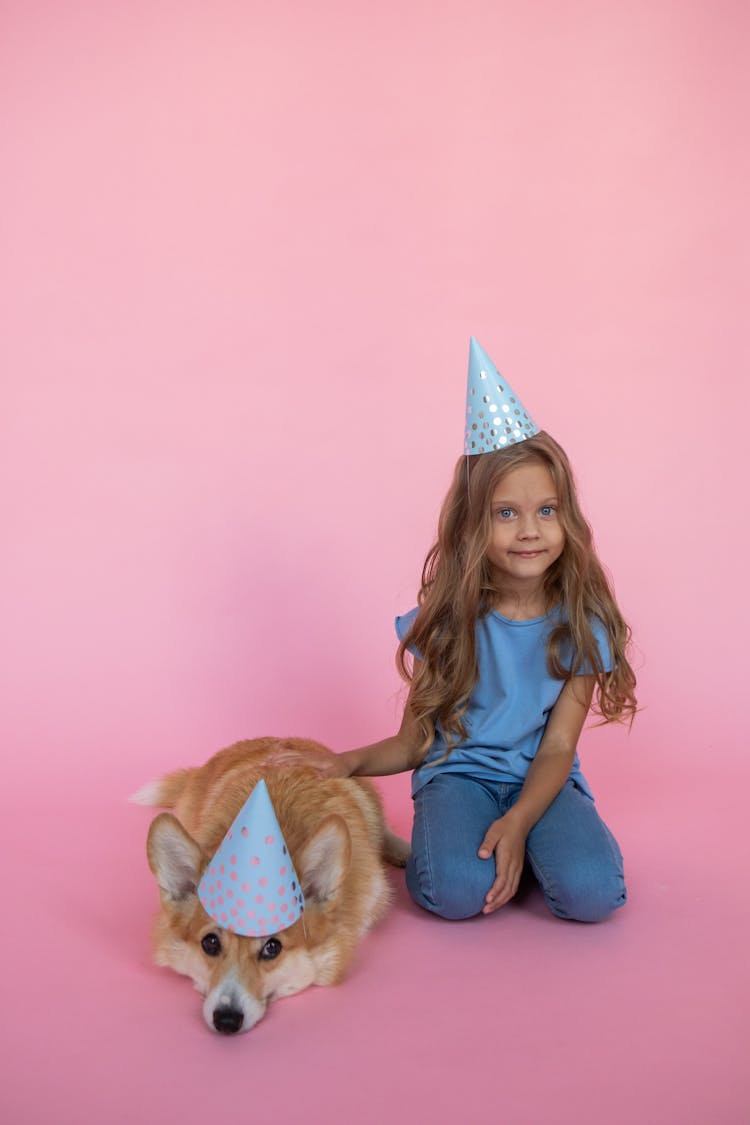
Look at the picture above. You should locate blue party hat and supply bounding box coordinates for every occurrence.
[465,337,539,455]
[197,780,304,937]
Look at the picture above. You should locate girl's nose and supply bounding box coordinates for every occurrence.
[517,516,541,539]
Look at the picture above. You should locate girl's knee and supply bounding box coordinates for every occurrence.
[543,868,626,923]
[406,853,491,920]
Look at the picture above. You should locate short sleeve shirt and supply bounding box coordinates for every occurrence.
[395,607,614,799]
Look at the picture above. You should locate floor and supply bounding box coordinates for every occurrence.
[2,756,747,1125]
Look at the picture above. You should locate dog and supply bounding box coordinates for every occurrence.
[134,737,409,1034]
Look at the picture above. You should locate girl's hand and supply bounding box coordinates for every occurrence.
[477,813,527,913]
[263,745,354,779]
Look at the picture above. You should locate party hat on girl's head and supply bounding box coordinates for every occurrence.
[197,779,304,937]
[465,337,539,455]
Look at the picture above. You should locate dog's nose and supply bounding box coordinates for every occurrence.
[213,1007,244,1034]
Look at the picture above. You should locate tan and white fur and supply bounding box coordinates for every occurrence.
[134,738,409,1034]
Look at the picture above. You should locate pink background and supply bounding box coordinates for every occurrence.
[2,2,748,1123]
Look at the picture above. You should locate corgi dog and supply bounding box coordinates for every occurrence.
[135,737,409,1034]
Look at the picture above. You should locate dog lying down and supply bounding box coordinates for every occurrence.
[134,738,409,1034]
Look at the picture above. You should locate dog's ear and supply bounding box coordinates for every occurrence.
[146,813,203,903]
[297,815,351,906]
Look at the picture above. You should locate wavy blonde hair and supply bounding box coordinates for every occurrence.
[397,432,637,754]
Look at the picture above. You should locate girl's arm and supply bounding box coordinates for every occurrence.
[266,684,426,778]
[478,674,596,913]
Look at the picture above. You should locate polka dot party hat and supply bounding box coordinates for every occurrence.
[465,337,539,455]
[197,779,304,937]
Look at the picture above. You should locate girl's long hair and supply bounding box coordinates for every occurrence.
[397,432,637,754]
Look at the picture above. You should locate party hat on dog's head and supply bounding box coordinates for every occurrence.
[197,779,304,937]
[465,337,539,455]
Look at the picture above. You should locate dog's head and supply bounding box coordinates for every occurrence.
[146,812,351,1033]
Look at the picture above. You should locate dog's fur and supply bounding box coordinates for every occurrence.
[135,738,409,1034]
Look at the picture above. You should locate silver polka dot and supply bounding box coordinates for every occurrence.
[483,395,490,403]
[480,370,487,379]
[489,404,497,413]
[502,404,510,413]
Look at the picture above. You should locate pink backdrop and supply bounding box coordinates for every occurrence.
[2,2,748,1123]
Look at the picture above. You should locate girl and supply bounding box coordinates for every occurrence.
[281,341,637,923]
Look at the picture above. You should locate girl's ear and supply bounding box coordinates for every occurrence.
[146,813,203,903]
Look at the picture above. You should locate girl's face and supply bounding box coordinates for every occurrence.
[486,461,565,591]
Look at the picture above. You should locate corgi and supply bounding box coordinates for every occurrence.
[134,737,409,1034]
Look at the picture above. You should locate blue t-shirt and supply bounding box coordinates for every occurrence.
[395,607,614,800]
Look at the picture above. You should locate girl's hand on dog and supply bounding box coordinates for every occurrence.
[477,813,527,913]
[264,746,354,778]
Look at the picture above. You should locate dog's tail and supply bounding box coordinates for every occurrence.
[382,829,411,868]
[130,769,191,809]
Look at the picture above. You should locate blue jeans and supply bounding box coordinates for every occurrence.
[405,775,626,922]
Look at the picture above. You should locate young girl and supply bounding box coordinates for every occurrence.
[283,340,637,923]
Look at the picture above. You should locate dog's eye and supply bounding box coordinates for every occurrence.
[259,938,282,961]
[201,933,222,957]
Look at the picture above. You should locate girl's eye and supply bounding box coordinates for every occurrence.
[496,508,514,520]
[539,505,557,517]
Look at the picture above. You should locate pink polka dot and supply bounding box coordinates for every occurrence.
[230,908,238,917]
[220,865,225,874]
[268,902,276,912]
[226,888,234,899]
[228,830,233,840]
[230,871,238,882]
[210,899,216,910]
[209,884,215,894]
[241,883,250,892]
[230,855,237,865]
[217,880,223,890]
[258,918,267,928]
[265,835,274,845]
[236,899,245,909]
[210,866,216,877]
[280,865,287,876]
[255,894,264,904]
[241,826,248,837]
[278,885,287,897]
[251,856,260,866]
[220,913,228,923]
[271,915,279,925]
[258,877,268,887]
[246,910,257,920]
[218,896,224,906]
[280,903,288,914]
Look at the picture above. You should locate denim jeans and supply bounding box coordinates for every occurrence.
[405,774,626,922]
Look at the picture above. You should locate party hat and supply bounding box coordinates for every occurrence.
[197,779,304,937]
[465,337,539,455]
